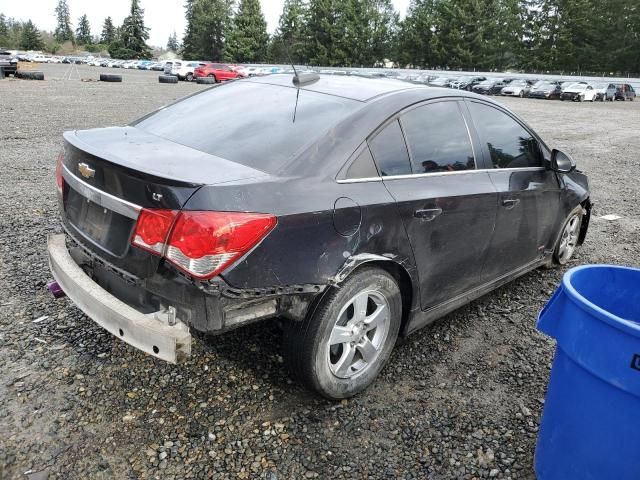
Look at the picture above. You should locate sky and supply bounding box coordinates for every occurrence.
[0,0,410,47]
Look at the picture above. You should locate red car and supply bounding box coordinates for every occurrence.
[193,63,245,82]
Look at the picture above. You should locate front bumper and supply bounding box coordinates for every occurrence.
[47,234,191,363]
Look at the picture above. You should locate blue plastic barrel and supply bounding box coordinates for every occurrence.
[535,265,640,480]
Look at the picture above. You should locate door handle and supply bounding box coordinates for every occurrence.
[502,198,520,209]
[414,208,443,221]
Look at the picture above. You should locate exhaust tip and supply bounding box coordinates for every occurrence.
[47,280,66,299]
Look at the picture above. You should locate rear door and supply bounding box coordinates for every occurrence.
[370,100,498,309]
[465,100,561,279]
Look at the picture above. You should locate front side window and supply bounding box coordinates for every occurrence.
[368,120,412,177]
[401,101,475,173]
[467,102,542,169]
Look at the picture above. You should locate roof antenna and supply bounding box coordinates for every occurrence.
[286,43,319,87]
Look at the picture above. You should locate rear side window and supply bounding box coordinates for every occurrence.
[467,102,542,169]
[134,81,358,173]
[368,120,412,176]
[400,101,475,173]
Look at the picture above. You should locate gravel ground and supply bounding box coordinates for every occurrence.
[0,64,638,480]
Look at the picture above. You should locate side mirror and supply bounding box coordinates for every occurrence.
[549,149,575,173]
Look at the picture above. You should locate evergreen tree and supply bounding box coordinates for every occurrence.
[54,0,74,43]
[225,0,269,62]
[395,0,437,67]
[167,31,179,51]
[76,14,92,45]
[101,16,116,44]
[119,0,152,58]
[0,14,8,40]
[20,20,44,50]
[269,0,307,63]
[182,0,233,60]
[304,0,341,65]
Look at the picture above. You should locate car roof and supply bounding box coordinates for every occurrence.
[246,73,423,102]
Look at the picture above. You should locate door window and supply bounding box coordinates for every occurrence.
[368,120,412,176]
[468,102,542,169]
[400,101,475,173]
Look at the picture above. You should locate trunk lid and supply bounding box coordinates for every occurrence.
[60,127,267,279]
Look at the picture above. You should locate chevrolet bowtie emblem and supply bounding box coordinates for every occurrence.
[78,162,96,179]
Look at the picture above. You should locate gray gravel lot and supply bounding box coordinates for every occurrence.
[0,63,638,480]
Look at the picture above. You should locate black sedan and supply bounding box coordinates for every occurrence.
[528,81,563,100]
[472,78,508,95]
[48,74,591,399]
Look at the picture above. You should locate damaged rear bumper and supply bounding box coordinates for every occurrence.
[47,234,191,363]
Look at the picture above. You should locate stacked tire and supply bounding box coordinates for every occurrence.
[159,75,178,84]
[100,74,122,82]
[16,71,45,80]
[196,77,217,85]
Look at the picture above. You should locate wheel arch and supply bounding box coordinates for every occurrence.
[330,254,417,336]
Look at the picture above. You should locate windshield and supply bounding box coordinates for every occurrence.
[511,81,527,87]
[568,83,586,90]
[534,82,552,90]
[134,81,359,173]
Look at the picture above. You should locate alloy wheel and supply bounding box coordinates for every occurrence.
[327,290,390,379]
[557,214,581,263]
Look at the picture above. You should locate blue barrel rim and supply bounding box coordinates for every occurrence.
[562,264,640,338]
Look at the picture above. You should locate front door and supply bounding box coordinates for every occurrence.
[465,100,561,279]
[368,100,498,309]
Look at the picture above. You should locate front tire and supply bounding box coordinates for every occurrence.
[553,207,584,265]
[284,267,402,399]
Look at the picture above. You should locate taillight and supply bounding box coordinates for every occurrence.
[55,152,64,194]
[131,210,276,280]
[132,209,178,254]
[166,211,276,279]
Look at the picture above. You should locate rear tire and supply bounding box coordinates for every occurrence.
[186,73,193,82]
[284,267,402,399]
[158,75,178,84]
[553,207,584,265]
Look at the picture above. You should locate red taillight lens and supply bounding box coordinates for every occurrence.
[55,152,64,194]
[166,211,276,279]
[132,209,178,254]
[131,210,276,280]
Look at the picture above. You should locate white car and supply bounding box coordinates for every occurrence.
[501,80,532,97]
[163,60,183,75]
[561,83,597,102]
[32,54,52,63]
[174,61,207,81]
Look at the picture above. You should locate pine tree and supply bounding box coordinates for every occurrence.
[76,14,92,45]
[20,20,44,50]
[167,31,179,51]
[101,16,116,44]
[182,0,233,60]
[54,0,74,43]
[119,0,152,58]
[0,14,8,39]
[270,0,307,63]
[304,0,341,66]
[225,0,269,62]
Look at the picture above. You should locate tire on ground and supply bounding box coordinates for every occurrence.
[196,77,217,84]
[284,266,402,399]
[158,75,178,84]
[99,74,122,82]
[16,71,45,80]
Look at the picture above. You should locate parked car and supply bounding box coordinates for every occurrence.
[193,63,245,82]
[561,83,597,102]
[614,84,636,101]
[501,80,533,97]
[449,75,487,91]
[427,76,457,87]
[472,78,508,95]
[32,54,52,63]
[49,74,591,399]
[0,50,18,76]
[175,61,207,81]
[528,81,563,100]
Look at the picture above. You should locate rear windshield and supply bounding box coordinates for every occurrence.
[134,80,359,172]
